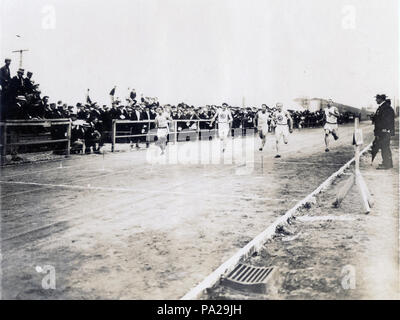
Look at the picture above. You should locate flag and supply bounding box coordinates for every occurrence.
[109,87,116,96]
[86,89,92,104]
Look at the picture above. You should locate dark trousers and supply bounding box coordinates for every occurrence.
[375,133,393,168]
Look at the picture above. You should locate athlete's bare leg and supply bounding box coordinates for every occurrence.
[158,136,167,154]
[331,128,339,140]
[221,136,227,152]
[275,136,281,158]
[324,130,330,152]
[259,132,266,151]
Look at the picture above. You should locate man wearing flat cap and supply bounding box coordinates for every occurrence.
[371,94,395,169]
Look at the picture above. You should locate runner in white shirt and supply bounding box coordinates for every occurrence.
[254,104,271,151]
[323,99,339,152]
[272,102,293,158]
[155,107,172,155]
[210,103,233,153]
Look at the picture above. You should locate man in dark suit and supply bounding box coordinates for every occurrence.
[371,94,395,169]
[9,68,26,101]
[24,71,34,94]
[0,58,11,91]
[129,105,144,149]
[142,105,156,148]
[0,58,12,114]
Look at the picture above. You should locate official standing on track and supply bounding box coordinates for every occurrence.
[371,94,395,170]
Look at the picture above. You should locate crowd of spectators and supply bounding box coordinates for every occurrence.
[0,58,359,155]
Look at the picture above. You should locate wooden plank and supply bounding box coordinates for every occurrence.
[356,173,371,214]
[356,172,374,208]
[333,173,355,207]
[8,139,69,146]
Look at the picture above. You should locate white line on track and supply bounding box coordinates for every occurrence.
[0,166,134,198]
[0,179,299,203]
[1,165,73,179]
[0,146,146,179]
[296,215,357,222]
[257,159,352,167]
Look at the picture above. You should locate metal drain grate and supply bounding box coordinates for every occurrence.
[221,264,279,294]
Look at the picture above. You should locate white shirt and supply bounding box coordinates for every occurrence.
[155,113,169,128]
[274,109,290,125]
[257,111,270,127]
[324,106,338,124]
[216,109,232,124]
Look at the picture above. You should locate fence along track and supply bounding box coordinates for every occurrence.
[181,142,372,300]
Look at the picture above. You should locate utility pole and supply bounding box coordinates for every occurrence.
[12,49,29,69]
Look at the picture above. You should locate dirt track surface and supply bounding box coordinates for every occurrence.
[208,125,399,300]
[0,122,375,299]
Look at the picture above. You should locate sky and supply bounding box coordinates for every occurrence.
[1,0,398,109]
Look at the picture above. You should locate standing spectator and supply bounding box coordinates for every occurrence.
[0,58,11,89]
[130,105,144,149]
[371,94,395,169]
[142,105,155,148]
[0,58,12,109]
[84,121,101,154]
[24,71,34,94]
[130,88,137,102]
[0,58,12,120]
[8,68,25,104]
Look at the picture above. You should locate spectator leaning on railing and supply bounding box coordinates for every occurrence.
[0,61,362,157]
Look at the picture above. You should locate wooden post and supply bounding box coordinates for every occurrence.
[334,116,372,214]
[66,120,71,157]
[147,120,151,146]
[356,172,371,214]
[111,120,116,152]
[333,173,355,207]
[197,120,200,141]
[1,123,7,164]
[354,116,371,213]
[354,117,360,173]
[174,120,177,144]
[356,171,374,208]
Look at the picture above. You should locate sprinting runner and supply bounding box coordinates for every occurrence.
[155,107,172,155]
[210,103,233,153]
[323,99,339,152]
[273,102,293,158]
[254,104,270,151]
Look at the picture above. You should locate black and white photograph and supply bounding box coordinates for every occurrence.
[0,0,399,306]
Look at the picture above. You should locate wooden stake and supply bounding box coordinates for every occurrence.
[333,173,355,207]
[356,172,373,208]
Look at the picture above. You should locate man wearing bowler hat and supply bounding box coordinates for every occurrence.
[371,94,395,169]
